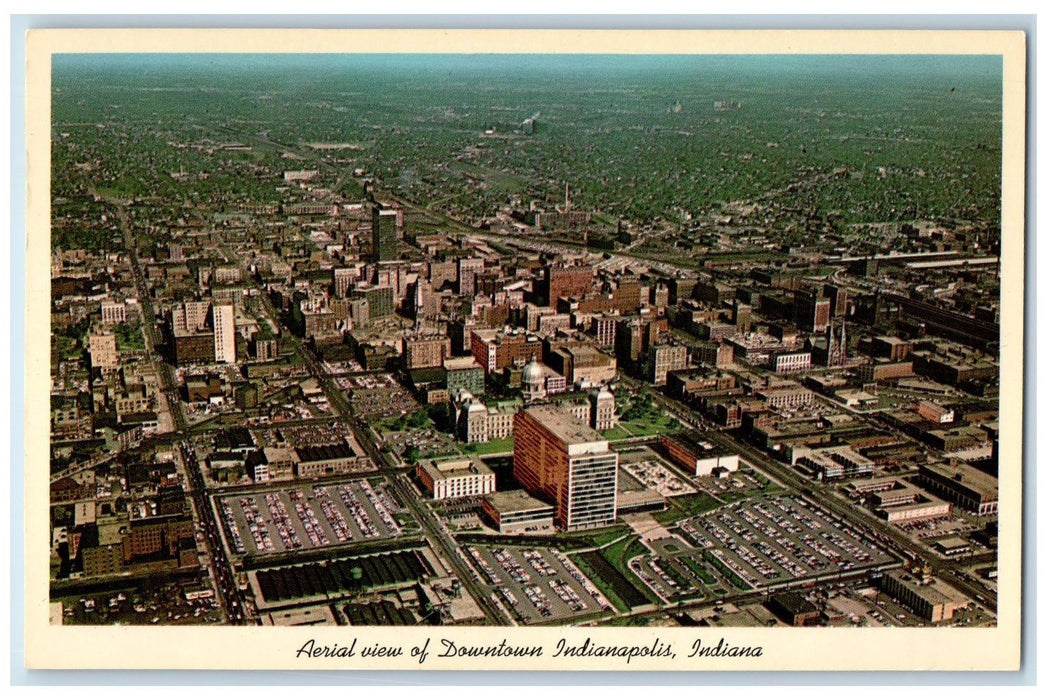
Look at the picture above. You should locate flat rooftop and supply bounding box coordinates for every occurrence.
[921,462,998,497]
[873,486,921,500]
[444,357,482,371]
[935,536,971,550]
[484,489,554,514]
[886,571,956,606]
[294,442,355,463]
[665,432,735,459]
[564,345,612,363]
[418,457,492,481]
[522,405,608,448]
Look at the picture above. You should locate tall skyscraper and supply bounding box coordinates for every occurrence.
[824,283,849,319]
[794,290,831,333]
[513,405,619,530]
[812,297,832,333]
[614,317,647,364]
[213,304,236,364]
[371,205,399,262]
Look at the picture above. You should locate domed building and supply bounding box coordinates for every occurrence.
[521,355,547,403]
[588,386,616,431]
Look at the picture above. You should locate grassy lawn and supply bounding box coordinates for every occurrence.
[395,512,419,531]
[377,409,435,436]
[603,535,640,568]
[613,390,682,439]
[601,425,633,441]
[601,535,655,597]
[678,554,717,585]
[52,334,80,363]
[462,437,514,455]
[671,492,722,518]
[652,501,688,525]
[585,526,633,549]
[564,536,661,613]
[113,323,145,352]
[616,414,680,438]
[653,490,723,525]
[569,555,634,614]
[605,614,666,627]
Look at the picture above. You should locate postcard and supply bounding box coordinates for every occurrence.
[23,27,1026,671]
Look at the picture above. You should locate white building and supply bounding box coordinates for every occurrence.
[416,457,496,500]
[772,351,812,374]
[101,301,126,326]
[213,304,237,364]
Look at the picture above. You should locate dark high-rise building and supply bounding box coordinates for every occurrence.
[794,290,831,333]
[824,283,849,318]
[734,302,753,335]
[614,318,646,364]
[173,332,215,366]
[371,205,399,262]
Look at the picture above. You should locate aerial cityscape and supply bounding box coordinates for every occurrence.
[48,53,1003,630]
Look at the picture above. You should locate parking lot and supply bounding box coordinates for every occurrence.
[322,359,365,375]
[894,513,979,541]
[385,427,461,461]
[217,478,405,557]
[680,494,895,590]
[55,580,225,626]
[630,537,729,604]
[463,545,614,624]
[344,374,420,418]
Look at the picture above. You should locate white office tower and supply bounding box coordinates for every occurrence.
[213,304,237,364]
